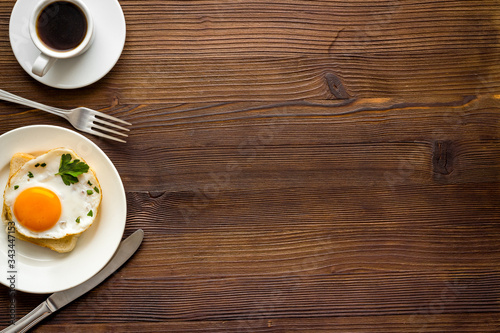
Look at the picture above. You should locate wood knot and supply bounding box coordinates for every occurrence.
[148,191,166,199]
[325,73,350,99]
[432,141,455,176]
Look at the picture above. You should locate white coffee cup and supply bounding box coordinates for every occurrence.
[29,0,94,77]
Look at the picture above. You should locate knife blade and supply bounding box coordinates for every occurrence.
[1,229,144,333]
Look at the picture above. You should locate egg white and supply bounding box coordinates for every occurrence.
[3,148,102,239]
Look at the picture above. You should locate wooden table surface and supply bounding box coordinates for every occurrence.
[0,0,499,331]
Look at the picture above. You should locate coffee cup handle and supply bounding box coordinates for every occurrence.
[32,53,57,77]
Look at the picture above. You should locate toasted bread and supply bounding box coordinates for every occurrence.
[2,153,79,253]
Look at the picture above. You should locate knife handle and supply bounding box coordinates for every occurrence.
[1,301,54,333]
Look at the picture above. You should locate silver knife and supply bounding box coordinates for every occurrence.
[1,229,144,333]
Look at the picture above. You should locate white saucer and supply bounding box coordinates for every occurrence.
[9,0,126,89]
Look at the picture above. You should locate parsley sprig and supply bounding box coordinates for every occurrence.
[55,154,89,186]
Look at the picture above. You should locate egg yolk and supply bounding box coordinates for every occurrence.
[13,187,61,232]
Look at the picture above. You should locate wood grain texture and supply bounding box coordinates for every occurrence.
[0,0,498,104]
[22,314,500,333]
[0,0,499,332]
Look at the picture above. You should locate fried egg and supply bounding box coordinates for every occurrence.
[3,148,102,239]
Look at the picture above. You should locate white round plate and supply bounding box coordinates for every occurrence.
[9,0,126,89]
[0,125,126,293]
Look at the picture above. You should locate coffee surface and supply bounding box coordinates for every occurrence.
[37,1,87,51]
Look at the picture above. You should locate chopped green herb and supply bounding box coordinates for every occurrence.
[87,180,92,186]
[35,163,40,167]
[14,185,19,190]
[93,186,99,194]
[27,171,34,178]
[55,154,89,186]
[76,217,80,223]
[87,210,93,217]
[87,190,93,195]
[41,163,46,167]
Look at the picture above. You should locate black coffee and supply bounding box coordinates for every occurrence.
[36,1,87,51]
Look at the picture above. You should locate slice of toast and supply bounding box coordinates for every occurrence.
[2,153,79,253]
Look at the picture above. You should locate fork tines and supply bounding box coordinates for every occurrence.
[89,112,131,143]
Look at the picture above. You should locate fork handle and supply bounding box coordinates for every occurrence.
[0,89,68,118]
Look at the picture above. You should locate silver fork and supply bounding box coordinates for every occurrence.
[0,89,131,143]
